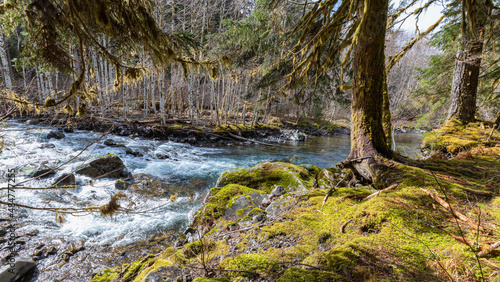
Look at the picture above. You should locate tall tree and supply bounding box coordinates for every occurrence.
[273,0,392,183]
[348,0,392,182]
[447,0,493,123]
[0,29,13,89]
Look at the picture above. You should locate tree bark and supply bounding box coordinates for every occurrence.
[447,1,491,124]
[345,0,391,183]
[0,30,13,89]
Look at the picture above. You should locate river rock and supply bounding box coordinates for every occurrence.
[271,185,286,197]
[47,131,65,139]
[124,147,142,157]
[115,179,130,190]
[52,173,76,186]
[0,257,36,282]
[26,120,38,125]
[75,154,126,178]
[30,168,56,178]
[40,143,56,149]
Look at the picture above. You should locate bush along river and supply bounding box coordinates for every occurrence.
[0,121,422,281]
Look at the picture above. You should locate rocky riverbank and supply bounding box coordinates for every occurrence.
[14,113,350,148]
[89,122,500,282]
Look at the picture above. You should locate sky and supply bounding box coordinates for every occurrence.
[392,0,446,34]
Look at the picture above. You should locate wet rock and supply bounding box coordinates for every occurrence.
[63,127,74,133]
[125,147,142,157]
[40,143,56,149]
[0,257,36,282]
[115,179,130,190]
[47,131,65,139]
[30,168,56,178]
[271,185,286,197]
[52,173,76,186]
[103,139,125,147]
[103,139,116,146]
[26,120,38,125]
[75,154,126,179]
[156,152,170,159]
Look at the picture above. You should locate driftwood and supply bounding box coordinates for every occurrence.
[422,188,484,232]
[363,184,398,201]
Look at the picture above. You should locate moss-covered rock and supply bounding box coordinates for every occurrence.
[193,184,265,225]
[216,162,316,193]
[313,167,347,189]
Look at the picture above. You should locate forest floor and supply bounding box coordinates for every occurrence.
[88,120,500,281]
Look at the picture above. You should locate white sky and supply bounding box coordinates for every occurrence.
[392,0,446,34]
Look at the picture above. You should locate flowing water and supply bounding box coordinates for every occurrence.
[0,122,423,280]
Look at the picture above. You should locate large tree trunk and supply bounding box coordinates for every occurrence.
[447,1,491,123]
[0,30,13,89]
[344,0,391,183]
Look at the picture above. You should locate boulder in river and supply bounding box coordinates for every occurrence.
[30,168,56,178]
[47,131,65,139]
[115,179,130,190]
[75,154,126,179]
[40,143,56,149]
[0,257,36,282]
[52,173,76,186]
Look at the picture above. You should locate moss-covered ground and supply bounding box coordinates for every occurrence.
[90,124,500,282]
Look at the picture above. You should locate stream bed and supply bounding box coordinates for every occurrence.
[0,122,423,281]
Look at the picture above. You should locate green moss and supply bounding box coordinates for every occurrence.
[193,278,230,282]
[96,153,119,159]
[422,119,500,154]
[220,253,277,279]
[277,267,342,281]
[217,162,315,193]
[89,267,121,282]
[194,184,265,225]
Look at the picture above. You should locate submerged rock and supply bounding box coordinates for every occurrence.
[75,154,126,179]
[0,257,36,282]
[39,143,56,149]
[30,168,56,178]
[52,173,76,186]
[47,131,65,139]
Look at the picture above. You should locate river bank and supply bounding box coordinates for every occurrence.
[88,121,500,282]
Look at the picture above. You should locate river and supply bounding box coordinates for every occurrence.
[0,121,423,281]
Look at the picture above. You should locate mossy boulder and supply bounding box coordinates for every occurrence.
[313,167,347,189]
[75,154,126,179]
[216,162,317,193]
[422,119,500,154]
[193,184,266,226]
[89,254,156,282]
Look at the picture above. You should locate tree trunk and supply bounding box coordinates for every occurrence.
[0,30,13,89]
[344,0,391,183]
[447,1,491,124]
[495,111,500,127]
